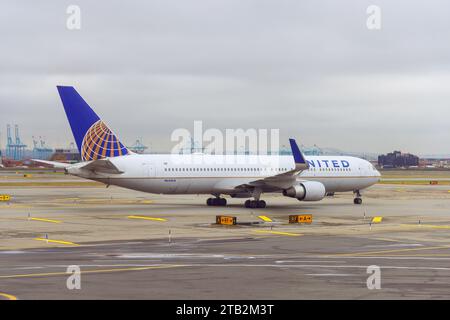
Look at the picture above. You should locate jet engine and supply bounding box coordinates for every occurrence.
[282,181,326,201]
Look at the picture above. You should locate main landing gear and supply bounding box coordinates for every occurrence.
[206,197,227,206]
[244,200,266,208]
[244,187,266,208]
[353,190,362,205]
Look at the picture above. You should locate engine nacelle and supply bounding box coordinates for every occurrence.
[283,181,326,201]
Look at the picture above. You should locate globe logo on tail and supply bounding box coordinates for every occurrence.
[81,120,130,161]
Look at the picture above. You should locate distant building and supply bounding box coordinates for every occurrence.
[378,151,419,168]
[50,148,81,163]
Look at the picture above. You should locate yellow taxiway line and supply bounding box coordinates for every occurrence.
[253,230,302,237]
[401,224,450,230]
[0,265,182,279]
[127,215,167,222]
[34,238,79,246]
[0,292,17,300]
[0,204,32,209]
[29,217,62,224]
[258,215,273,222]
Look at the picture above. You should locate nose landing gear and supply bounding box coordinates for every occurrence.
[353,190,362,204]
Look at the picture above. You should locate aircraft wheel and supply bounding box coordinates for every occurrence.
[354,198,362,205]
[219,198,227,206]
[257,200,266,208]
[207,198,213,206]
[244,200,266,208]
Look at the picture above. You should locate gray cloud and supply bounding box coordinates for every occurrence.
[1,0,449,154]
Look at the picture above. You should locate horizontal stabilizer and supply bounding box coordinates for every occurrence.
[31,159,71,169]
[79,158,123,174]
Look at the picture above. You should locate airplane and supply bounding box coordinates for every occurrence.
[35,86,381,209]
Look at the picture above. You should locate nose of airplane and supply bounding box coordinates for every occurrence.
[375,168,381,179]
[367,160,381,179]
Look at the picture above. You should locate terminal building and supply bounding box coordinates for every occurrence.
[378,151,419,168]
[50,148,81,163]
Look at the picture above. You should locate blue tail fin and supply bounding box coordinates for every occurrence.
[57,86,130,161]
[289,138,309,171]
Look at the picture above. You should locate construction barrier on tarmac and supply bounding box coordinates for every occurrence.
[0,194,11,202]
[289,214,312,224]
[216,215,237,225]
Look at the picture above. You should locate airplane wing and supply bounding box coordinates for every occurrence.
[254,139,309,188]
[219,139,310,193]
[247,138,309,188]
[31,159,71,169]
[79,158,124,174]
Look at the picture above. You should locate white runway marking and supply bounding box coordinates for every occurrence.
[326,256,450,261]
[306,273,354,277]
[276,260,348,264]
[182,263,450,272]
[118,253,227,259]
[0,251,25,254]
[81,241,145,247]
[364,244,423,248]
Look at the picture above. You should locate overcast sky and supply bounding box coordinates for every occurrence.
[1,0,449,155]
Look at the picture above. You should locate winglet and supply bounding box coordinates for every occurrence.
[289,138,309,171]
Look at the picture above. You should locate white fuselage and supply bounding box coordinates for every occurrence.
[68,154,380,196]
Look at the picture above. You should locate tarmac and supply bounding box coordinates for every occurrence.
[1,170,450,299]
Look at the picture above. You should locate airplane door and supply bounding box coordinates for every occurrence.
[142,162,155,177]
